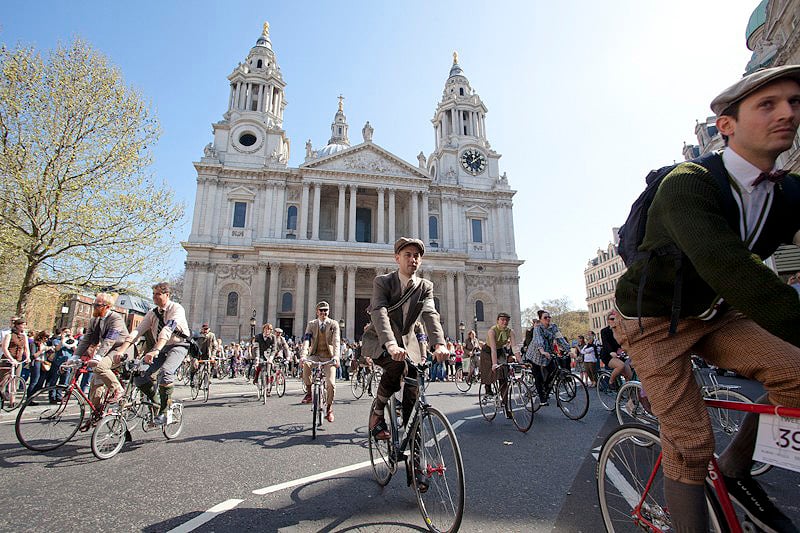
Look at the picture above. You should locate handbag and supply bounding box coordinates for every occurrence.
[361,282,421,359]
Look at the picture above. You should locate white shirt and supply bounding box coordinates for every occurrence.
[722,148,778,247]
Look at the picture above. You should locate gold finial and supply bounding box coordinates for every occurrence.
[453,51,458,64]
[263,21,270,36]
[338,94,344,112]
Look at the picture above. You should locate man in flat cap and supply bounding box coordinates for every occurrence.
[615,65,800,532]
[364,237,449,444]
[300,301,340,422]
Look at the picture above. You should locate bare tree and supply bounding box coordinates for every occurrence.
[0,38,184,315]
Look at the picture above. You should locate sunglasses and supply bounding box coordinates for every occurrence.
[608,317,616,321]
[318,309,329,313]
[92,303,108,308]
[542,316,551,320]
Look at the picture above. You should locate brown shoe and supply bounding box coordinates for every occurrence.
[326,406,334,422]
[369,411,390,440]
[301,391,312,404]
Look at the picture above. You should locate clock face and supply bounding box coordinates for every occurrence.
[460,149,486,175]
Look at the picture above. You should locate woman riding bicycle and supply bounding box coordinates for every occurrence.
[525,310,569,406]
[479,312,520,418]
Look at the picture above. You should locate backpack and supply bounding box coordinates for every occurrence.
[616,151,736,335]
[153,308,201,358]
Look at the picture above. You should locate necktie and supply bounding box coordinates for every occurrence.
[320,321,325,333]
[751,169,788,187]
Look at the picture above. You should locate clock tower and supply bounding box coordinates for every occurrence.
[427,52,500,185]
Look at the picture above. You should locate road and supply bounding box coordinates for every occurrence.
[0,372,797,532]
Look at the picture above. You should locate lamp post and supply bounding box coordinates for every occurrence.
[473,314,478,337]
[60,305,69,330]
[458,320,465,344]
[249,309,257,357]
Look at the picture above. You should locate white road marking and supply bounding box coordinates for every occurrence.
[252,460,373,495]
[167,498,244,533]
[463,414,485,420]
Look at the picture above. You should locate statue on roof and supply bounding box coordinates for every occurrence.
[362,121,374,143]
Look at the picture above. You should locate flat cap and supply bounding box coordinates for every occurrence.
[394,237,425,256]
[316,301,330,310]
[711,65,800,116]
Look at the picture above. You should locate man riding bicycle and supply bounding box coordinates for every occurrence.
[300,302,340,422]
[615,65,800,532]
[253,323,276,392]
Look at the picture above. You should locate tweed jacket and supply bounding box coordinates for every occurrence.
[367,271,446,363]
[302,319,341,360]
[74,311,133,361]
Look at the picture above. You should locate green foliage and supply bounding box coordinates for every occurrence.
[0,38,184,315]
[521,296,590,343]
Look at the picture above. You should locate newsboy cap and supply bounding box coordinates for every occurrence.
[710,64,800,116]
[394,237,425,256]
[316,301,330,310]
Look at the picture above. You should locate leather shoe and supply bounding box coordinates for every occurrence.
[326,407,334,423]
[153,413,167,426]
[301,392,312,404]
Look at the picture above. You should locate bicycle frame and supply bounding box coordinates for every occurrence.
[387,358,430,462]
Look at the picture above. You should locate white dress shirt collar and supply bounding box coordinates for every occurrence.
[722,147,779,194]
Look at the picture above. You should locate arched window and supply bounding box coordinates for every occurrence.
[286,206,298,230]
[256,59,263,68]
[428,216,438,241]
[226,292,239,316]
[475,300,485,322]
[281,292,293,312]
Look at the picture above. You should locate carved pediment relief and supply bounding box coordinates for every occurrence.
[303,145,429,179]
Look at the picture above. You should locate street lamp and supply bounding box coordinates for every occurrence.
[458,320,465,344]
[60,305,69,330]
[473,314,478,336]
[249,309,257,357]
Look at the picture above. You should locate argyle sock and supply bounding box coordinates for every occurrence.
[663,477,708,532]
[158,384,173,416]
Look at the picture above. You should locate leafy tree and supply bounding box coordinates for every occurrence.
[0,38,183,316]
[521,296,590,343]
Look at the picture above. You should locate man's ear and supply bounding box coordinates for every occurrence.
[716,115,735,138]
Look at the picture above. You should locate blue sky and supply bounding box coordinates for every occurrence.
[2,1,760,310]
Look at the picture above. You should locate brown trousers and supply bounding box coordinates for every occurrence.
[614,310,800,483]
[89,354,124,407]
[302,355,336,406]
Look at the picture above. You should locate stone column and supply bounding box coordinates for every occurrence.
[311,182,321,240]
[440,197,449,248]
[190,179,204,238]
[205,264,217,330]
[376,187,385,244]
[210,179,222,239]
[183,263,197,328]
[334,265,345,322]
[411,191,420,239]
[420,192,429,245]
[348,185,357,242]
[294,264,307,334]
[346,265,356,340]
[388,190,396,243]
[273,183,286,238]
[445,270,456,338]
[255,262,268,326]
[492,203,501,254]
[306,264,319,323]
[268,262,281,325]
[299,182,310,240]
[456,271,466,333]
[336,184,346,241]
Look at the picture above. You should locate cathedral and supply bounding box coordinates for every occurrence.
[181,23,523,342]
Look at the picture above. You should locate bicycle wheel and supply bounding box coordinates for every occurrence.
[162,402,184,439]
[454,368,468,393]
[256,370,264,400]
[596,371,618,411]
[260,372,268,405]
[705,388,771,477]
[505,379,534,433]
[615,381,658,428]
[265,368,274,397]
[91,413,127,460]
[190,372,200,400]
[311,383,319,439]
[478,384,498,421]
[1,375,27,412]
[122,385,142,424]
[411,406,465,533]
[275,371,286,398]
[202,372,210,403]
[372,367,384,396]
[15,386,86,452]
[368,398,396,486]
[557,373,589,420]
[351,371,365,399]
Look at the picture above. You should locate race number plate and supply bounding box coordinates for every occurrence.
[753,413,800,473]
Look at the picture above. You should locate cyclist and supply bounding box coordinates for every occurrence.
[188,323,215,384]
[479,312,520,418]
[300,301,340,422]
[1,318,29,402]
[525,310,570,407]
[615,65,800,532]
[112,282,190,426]
[253,323,276,391]
[599,311,632,386]
[364,237,449,440]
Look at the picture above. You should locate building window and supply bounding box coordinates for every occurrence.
[257,59,263,68]
[286,205,298,230]
[475,300,485,322]
[233,202,247,228]
[429,216,439,241]
[356,207,372,243]
[459,87,464,96]
[281,292,293,312]
[471,219,483,243]
[226,292,239,316]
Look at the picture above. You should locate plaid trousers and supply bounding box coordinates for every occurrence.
[613,310,800,483]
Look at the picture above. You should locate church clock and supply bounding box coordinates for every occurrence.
[460,148,486,175]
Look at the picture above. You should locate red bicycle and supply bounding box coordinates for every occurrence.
[597,399,800,532]
[15,358,118,452]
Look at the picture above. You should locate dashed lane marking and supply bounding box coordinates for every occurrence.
[167,498,244,533]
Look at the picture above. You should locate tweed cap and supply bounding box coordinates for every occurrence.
[316,301,330,310]
[394,237,425,256]
[710,65,800,116]
[497,312,511,319]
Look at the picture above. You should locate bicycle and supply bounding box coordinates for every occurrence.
[90,359,184,459]
[525,356,589,420]
[478,362,535,432]
[597,366,630,411]
[0,363,27,412]
[190,360,211,403]
[596,400,800,533]
[273,357,287,398]
[368,356,465,533]
[15,358,118,451]
[351,364,377,400]
[308,359,336,440]
[454,364,480,393]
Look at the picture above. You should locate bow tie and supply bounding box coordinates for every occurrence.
[751,169,788,187]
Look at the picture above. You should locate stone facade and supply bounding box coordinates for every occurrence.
[181,25,523,342]
[584,229,626,332]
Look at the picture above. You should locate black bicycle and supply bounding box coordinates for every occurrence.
[368,356,465,533]
[525,356,589,420]
[308,359,336,440]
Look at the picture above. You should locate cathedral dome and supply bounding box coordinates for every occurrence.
[745,0,768,45]
[317,142,349,157]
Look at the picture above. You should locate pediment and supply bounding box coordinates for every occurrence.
[227,186,256,200]
[301,143,429,179]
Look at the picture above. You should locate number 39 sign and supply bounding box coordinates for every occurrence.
[754,413,800,473]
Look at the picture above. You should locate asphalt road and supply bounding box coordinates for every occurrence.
[0,372,797,532]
